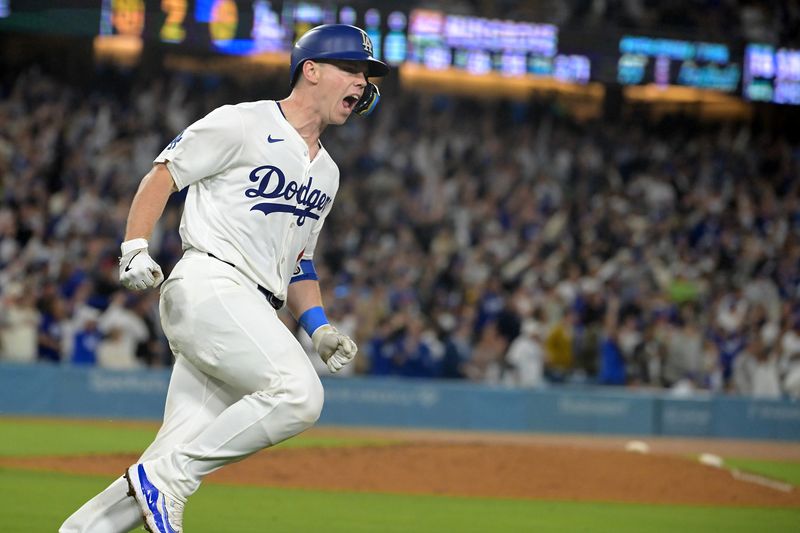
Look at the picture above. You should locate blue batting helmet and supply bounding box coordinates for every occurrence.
[290,24,389,86]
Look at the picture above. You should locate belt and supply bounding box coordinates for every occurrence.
[206,253,284,311]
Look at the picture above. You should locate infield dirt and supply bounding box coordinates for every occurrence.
[2,427,798,507]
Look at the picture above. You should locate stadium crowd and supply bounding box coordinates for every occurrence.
[1,65,799,399]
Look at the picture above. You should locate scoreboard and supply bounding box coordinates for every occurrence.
[617,35,740,92]
[743,44,800,105]
[1,1,799,105]
[97,0,397,57]
[90,2,591,83]
[92,2,590,83]
[406,8,590,84]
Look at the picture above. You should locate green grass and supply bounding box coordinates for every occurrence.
[4,468,799,533]
[0,418,392,456]
[724,458,800,486]
[0,418,158,456]
[1,418,799,533]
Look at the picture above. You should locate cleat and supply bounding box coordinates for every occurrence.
[124,464,185,533]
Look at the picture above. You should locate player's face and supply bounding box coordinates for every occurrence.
[316,60,369,125]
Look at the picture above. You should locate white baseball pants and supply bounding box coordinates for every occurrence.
[60,251,323,532]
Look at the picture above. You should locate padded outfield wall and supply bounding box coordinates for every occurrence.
[0,362,798,441]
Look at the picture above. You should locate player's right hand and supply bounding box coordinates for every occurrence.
[312,325,358,373]
[119,239,164,291]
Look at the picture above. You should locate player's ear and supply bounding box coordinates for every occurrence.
[301,60,322,86]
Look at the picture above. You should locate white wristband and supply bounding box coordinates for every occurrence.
[121,238,149,256]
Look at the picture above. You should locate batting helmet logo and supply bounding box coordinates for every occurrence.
[360,30,373,55]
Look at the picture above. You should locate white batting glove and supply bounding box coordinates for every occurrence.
[312,325,358,373]
[119,238,164,291]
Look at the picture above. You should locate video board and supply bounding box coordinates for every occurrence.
[617,35,740,92]
[91,2,590,83]
[406,8,590,84]
[5,1,800,106]
[743,44,800,105]
[95,0,409,63]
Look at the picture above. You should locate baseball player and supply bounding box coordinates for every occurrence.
[60,24,388,533]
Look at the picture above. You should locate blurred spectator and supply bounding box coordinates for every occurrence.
[96,292,148,369]
[662,305,706,388]
[70,307,102,365]
[465,309,521,385]
[438,315,473,379]
[779,318,800,398]
[503,318,546,388]
[97,326,141,370]
[131,293,169,367]
[733,338,782,399]
[0,283,40,362]
[37,293,67,363]
[598,296,626,385]
[543,308,574,381]
[366,316,404,376]
[396,316,444,378]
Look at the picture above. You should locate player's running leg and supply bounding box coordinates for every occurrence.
[60,356,239,533]
[129,260,323,506]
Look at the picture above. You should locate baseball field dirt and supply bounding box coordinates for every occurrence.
[2,427,798,508]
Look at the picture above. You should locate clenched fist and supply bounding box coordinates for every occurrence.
[119,238,164,291]
[312,324,358,373]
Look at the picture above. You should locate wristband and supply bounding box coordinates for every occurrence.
[298,306,329,337]
[121,238,149,256]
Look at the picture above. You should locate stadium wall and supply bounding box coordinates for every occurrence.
[1,362,798,441]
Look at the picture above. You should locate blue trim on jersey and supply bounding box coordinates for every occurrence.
[298,306,329,337]
[290,259,319,284]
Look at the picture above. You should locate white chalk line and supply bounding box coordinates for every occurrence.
[729,468,794,493]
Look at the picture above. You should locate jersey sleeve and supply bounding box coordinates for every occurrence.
[154,105,244,190]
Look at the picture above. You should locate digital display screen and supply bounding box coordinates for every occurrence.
[95,0,388,58]
[743,44,800,105]
[384,11,407,65]
[338,6,355,25]
[407,8,590,83]
[364,8,381,63]
[617,35,740,92]
[99,0,146,38]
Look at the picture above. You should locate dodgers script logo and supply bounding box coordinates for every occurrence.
[245,165,331,226]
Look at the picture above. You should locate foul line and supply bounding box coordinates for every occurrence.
[730,468,794,493]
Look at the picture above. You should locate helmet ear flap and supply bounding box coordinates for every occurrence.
[354,82,380,117]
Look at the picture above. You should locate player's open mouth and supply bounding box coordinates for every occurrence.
[342,95,359,111]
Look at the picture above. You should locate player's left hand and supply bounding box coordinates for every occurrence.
[119,243,164,291]
[312,325,358,373]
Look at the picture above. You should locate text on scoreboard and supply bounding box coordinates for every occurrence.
[744,44,800,105]
[617,35,740,92]
[406,8,590,84]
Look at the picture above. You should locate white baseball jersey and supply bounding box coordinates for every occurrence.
[154,100,339,300]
